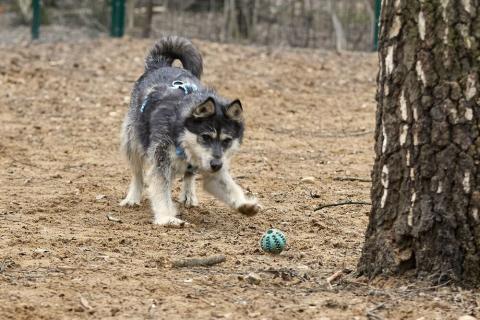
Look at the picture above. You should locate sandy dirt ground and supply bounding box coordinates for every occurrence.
[1,38,479,320]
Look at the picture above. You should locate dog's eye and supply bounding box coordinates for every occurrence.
[201,134,213,142]
[222,138,232,148]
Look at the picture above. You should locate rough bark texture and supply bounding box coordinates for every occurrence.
[358,0,480,285]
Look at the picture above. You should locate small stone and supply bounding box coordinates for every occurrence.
[458,316,476,320]
[245,272,262,285]
[301,177,315,184]
[110,307,120,316]
[33,248,49,254]
[96,194,107,201]
[79,295,92,310]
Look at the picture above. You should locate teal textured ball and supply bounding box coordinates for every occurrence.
[260,229,286,254]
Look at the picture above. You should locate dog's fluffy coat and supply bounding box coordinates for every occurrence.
[120,36,260,226]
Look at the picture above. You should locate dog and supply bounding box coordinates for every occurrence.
[120,36,261,226]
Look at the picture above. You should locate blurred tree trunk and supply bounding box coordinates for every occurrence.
[142,0,153,38]
[126,0,135,32]
[223,0,236,40]
[251,0,258,40]
[358,0,480,285]
[223,0,257,41]
[14,0,31,23]
[362,0,375,50]
[326,0,346,52]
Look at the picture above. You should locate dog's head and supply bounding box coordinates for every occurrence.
[180,97,244,173]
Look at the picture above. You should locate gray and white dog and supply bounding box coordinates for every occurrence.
[120,36,260,226]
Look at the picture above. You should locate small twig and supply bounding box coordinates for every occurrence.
[333,176,371,182]
[326,269,345,288]
[5,153,46,169]
[343,130,375,137]
[172,255,226,268]
[404,279,452,293]
[366,303,385,320]
[106,213,122,223]
[343,278,370,287]
[314,200,371,211]
[317,130,375,138]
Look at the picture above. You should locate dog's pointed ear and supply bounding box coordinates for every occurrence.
[225,99,243,121]
[192,98,215,118]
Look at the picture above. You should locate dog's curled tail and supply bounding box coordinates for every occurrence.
[145,36,203,79]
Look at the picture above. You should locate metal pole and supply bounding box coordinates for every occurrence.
[111,0,125,37]
[31,0,41,40]
[118,0,125,37]
[373,0,381,51]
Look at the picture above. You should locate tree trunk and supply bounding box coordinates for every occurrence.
[358,0,480,285]
[362,0,375,50]
[142,0,153,38]
[326,0,347,52]
[126,0,135,33]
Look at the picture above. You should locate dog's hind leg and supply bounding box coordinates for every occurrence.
[203,170,260,216]
[120,120,144,206]
[147,145,186,226]
[179,172,198,208]
[120,148,144,206]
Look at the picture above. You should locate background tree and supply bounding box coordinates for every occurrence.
[358,0,480,284]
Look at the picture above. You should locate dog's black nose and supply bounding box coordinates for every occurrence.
[210,159,223,172]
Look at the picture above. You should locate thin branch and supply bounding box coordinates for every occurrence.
[3,153,46,169]
[172,255,226,268]
[314,200,371,211]
[315,130,375,138]
[333,176,372,182]
[326,269,344,288]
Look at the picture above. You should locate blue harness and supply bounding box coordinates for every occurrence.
[140,80,199,173]
[140,80,198,113]
[176,145,196,174]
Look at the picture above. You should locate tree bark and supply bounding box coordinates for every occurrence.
[358,0,480,285]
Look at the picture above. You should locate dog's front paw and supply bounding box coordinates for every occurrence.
[153,216,191,228]
[179,194,199,208]
[120,196,141,207]
[237,202,261,216]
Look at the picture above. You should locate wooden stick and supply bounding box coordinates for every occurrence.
[314,200,371,211]
[172,255,226,268]
[326,269,344,288]
[333,176,371,182]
